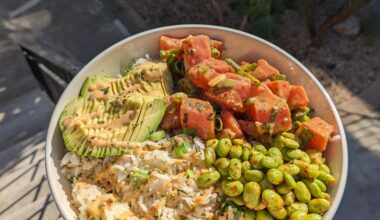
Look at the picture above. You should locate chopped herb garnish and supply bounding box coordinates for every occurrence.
[225,58,261,85]
[211,47,220,57]
[173,140,191,158]
[138,69,146,80]
[101,87,109,95]
[182,128,197,136]
[241,63,258,72]
[129,169,149,188]
[199,66,209,75]
[271,73,287,81]
[174,60,185,74]
[167,55,176,66]
[183,113,189,124]
[186,169,195,179]
[215,116,223,131]
[246,97,255,106]
[160,48,183,61]
[159,50,166,58]
[216,79,236,89]
[225,58,241,71]
[233,209,244,217]
[299,127,313,148]
[69,176,76,183]
[195,103,206,112]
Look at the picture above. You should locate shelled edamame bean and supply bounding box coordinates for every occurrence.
[197,135,336,219]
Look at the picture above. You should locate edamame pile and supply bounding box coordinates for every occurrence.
[197,133,336,219]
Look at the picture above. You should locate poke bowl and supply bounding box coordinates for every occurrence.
[46,25,347,220]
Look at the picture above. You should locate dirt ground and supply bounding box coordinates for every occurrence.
[126,0,380,104]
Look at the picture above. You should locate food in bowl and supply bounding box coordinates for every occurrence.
[59,34,337,219]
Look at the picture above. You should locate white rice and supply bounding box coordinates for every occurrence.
[61,135,221,220]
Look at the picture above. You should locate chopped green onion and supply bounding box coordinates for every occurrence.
[294,121,303,130]
[215,116,223,131]
[69,176,77,183]
[174,146,185,157]
[195,103,206,112]
[302,115,310,122]
[148,130,166,142]
[174,60,185,73]
[161,48,183,59]
[159,50,166,58]
[129,170,149,187]
[301,106,311,114]
[245,97,255,106]
[186,169,195,179]
[172,92,188,104]
[271,73,287,81]
[225,58,261,85]
[211,47,221,57]
[173,140,191,158]
[233,209,244,218]
[199,66,209,75]
[293,106,311,122]
[241,72,261,85]
[179,78,197,95]
[215,79,236,89]
[241,63,258,72]
[167,55,176,65]
[298,128,313,148]
[182,128,197,136]
[225,58,241,72]
[123,66,134,76]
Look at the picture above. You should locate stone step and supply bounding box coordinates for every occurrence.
[0,89,54,150]
[0,137,45,185]
[0,131,60,220]
[0,130,45,172]
[3,195,61,220]
[0,40,40,105]
[338,76,380,114]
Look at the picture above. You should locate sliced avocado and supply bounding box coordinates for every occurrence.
[59,94,166,157]
[125,61,173,96]
[128,96,155,142]
[80,61,173,100]
[134,96,166,141]
[79,75,110,97]
[122,95,147,142]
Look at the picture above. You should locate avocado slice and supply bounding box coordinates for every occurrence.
[79,75,110,97]
[59,94,166,157]
[79,61,173,99]
[127,95,166,142]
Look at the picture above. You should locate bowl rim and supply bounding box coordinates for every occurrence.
[45,24,348,220]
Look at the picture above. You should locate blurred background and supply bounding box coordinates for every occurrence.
[0,0,379,219]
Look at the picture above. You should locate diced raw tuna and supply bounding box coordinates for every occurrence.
[182,35,212,69]
[296,117,334,152]
[266,80,291,99]
[247,90,292,133]
[287,85,309,109]
[250,59,280,81]
[180,98,215,139]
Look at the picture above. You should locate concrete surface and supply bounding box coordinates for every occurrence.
[0,1,380,220]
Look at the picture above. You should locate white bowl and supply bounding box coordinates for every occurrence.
[46,25,347,219]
